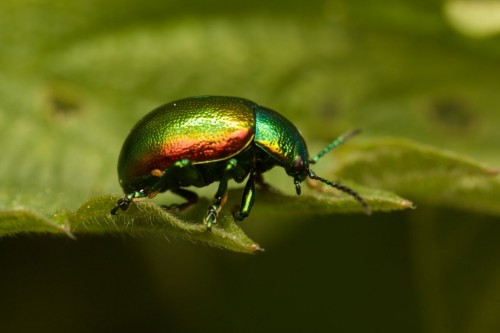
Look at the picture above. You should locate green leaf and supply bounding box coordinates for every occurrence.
[0,210,71,238]
[70,195,262,254]
[0,186,412,253]
[0,196,261,253]
[302,183,414,214]
[334,138,500,216]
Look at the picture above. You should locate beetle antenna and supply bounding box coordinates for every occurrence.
[309,129,361,164]
[308,172,371,215]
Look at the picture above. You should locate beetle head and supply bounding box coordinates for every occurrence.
[289,155,309,195]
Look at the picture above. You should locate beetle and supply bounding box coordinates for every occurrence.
[111,96,370,228]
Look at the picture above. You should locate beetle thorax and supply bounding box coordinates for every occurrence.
[253,105,310,181]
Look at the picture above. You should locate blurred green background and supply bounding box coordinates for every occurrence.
[1,0,500,332]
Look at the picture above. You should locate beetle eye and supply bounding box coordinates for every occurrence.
[289,156,308,183]
[293,156,306,172]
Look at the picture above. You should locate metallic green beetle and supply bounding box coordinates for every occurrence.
[111,96,370,228]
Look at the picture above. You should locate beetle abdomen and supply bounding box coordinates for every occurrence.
[118,96,256,192]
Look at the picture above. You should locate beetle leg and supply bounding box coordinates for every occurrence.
[112,159,202,215]
[233,171,257,221]
[151,159,202,210]
[205,192,228,229]
[204,158,244,229]
[163,188,199,211]
[111,196,132,215]
[149,159,201,193]
[110,190,147,215]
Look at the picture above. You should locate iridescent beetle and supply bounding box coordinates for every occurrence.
[111,96,370,228]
